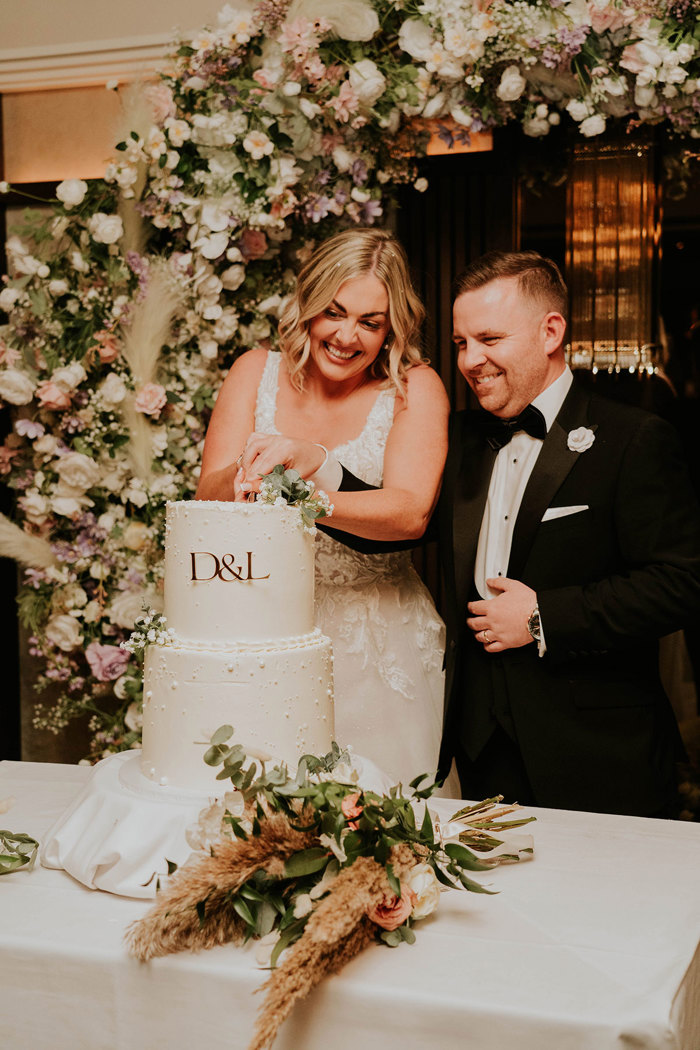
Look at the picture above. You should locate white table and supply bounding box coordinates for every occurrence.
[1,760,700,1050]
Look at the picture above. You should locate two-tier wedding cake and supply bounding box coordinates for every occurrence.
[141,499,334,791]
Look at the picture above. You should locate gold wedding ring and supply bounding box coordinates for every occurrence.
[483,630,491,643]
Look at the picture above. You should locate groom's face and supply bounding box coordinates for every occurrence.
[453,277,563,418]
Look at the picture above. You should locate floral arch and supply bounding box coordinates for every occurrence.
[0,0,697,757]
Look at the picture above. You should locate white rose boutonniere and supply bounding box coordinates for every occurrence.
[567,427,595,453]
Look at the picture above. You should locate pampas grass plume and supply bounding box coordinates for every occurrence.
[0,513,56,568]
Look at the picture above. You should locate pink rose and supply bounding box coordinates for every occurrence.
[91,330,120,364]
[239,228,268,260]
[367,888,417,932]
[341,791,363,829]
[134,382,167,416]
[144,83,176,123]
[36,380,72,411]
[85,641,130,682]
[589,5,632,33]
[252,69,278,90]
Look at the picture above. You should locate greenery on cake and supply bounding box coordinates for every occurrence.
[257,466,333,531]
[125,726,535,1050]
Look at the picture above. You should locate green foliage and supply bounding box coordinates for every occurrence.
[0,830,40,875]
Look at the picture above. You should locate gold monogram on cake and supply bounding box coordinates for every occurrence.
[189,552,270,581]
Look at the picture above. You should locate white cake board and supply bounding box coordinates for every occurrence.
[40,749,396,899]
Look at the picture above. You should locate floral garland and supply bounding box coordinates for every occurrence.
[1,0,699,759]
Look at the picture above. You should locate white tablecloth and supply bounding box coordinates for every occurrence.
[1,760,700,1050]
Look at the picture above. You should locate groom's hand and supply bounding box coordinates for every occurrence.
[467,578,537,652]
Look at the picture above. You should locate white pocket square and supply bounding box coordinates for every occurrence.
[541,505,589,522]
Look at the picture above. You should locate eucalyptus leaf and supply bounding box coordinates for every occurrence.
[210,725,234,746]
[284,848,329,878]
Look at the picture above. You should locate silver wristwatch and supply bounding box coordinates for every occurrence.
[527,604,541,643]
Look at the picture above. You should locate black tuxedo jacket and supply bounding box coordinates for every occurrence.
[439,380,700,814]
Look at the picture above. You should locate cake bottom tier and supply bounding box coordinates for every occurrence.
[141,630,334,792]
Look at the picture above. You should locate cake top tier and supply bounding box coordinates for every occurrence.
[163,499,316,645]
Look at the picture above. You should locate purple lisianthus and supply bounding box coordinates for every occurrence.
[360,199,383,224]
[557,25,588,56]
[85,641,131,682]
[305,196,332,223]
[15,419,45,439]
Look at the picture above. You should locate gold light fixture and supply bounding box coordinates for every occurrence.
[566,138,661,373]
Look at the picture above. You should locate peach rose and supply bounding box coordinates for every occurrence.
[367,888,417,931]
[341,791,363,829]
[134,382,167,417]
[92,331,120,363]
[239,228,268,260]
[36,380,72,411]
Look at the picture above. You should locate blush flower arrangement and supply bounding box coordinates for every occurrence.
[125,727,535,1050]
[1,0,699,761]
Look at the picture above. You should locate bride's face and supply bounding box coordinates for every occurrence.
[307,275,391,383]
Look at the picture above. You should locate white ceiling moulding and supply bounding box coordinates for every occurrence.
[0,34,172,92]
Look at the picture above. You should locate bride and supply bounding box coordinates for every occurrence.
[196,228,452,789]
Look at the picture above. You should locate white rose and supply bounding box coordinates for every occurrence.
[122,521,150,551]
[523,117,550,137]
[0,287,21,311]
[567,426,596,452]
[414,177,429,193]
[398,18,433,61]
[406,862,441,920]
[51,495,83,517]
[282,81,302,96]
[0,368,35,405]
[497,65,527,102]
[21,491,50,526]
[45,613,83,652]
[99,372,127,407]
[347,59,387,107]
[566,98,590,122]
[198,232,229,260]
[82,600,102,624]
[299,98,322,120]
[60,584,88,610]
[56,451,101,491]
[221,264,246,290]
[198,338,219,360]
[332,145,355,173]
[33,434,59,457]
[289,0,378,41]
[124,483,148,507]
[51,362,86,391]
[48,279,69,297]
[635,84,657,108]
[87,213,124,245]
[579,114,606,137]
[422,92,448,119]
[200,203,231,233]
[109,590,150,629]
[124,701,143,732]
[56,179,88,209]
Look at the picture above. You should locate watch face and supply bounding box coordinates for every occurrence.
[528,609,541,640]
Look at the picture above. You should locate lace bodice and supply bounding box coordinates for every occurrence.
[254,351,395,486]
[255,351,409,584]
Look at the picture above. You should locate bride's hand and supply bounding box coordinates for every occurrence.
[238,433,327,489]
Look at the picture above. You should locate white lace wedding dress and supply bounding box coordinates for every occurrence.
[255,351,447,787]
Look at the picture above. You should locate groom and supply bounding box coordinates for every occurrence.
[438,250,700,815]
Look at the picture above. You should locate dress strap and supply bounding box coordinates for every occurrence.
[254,351,282,433]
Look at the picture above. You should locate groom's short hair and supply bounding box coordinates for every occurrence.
[453,250,568,318]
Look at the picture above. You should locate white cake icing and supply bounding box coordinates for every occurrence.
[141,500,334,792]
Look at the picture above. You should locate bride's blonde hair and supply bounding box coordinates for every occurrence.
[278,228,426,395]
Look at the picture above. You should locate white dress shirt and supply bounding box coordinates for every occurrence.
[474,366,573,601]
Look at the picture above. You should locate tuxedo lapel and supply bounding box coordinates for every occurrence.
[450,415,497,613]
[508,381,593,580]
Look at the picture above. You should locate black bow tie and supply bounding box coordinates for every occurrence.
[477,404,547,451]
